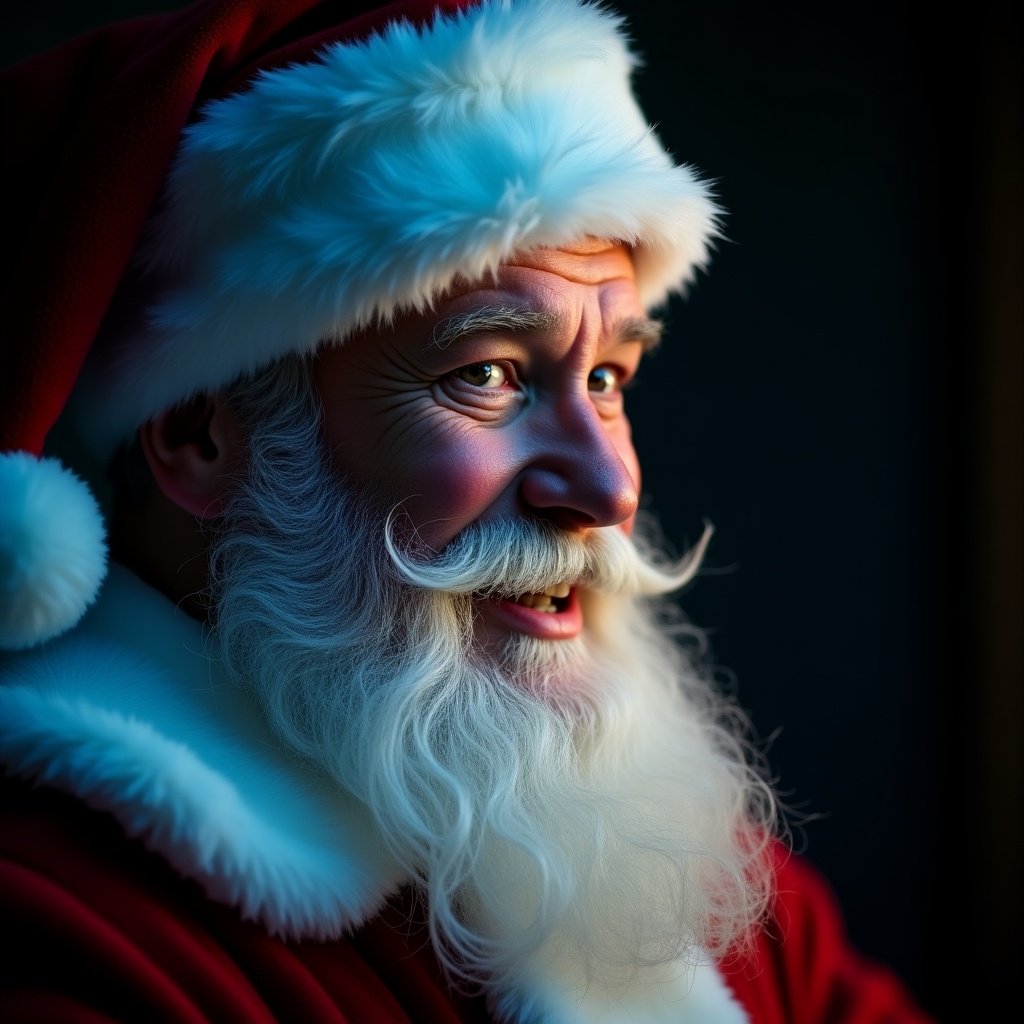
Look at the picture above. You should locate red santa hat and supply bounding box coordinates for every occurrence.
[0,0,720,650]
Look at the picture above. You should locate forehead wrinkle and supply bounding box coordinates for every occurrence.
[426,305,563,352]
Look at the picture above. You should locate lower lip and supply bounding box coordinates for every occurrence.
[477,588,583,640]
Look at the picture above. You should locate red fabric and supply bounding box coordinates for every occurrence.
[0,776,488,1023]
[0,775,937,1023]
[0,0,468,458]
[721,846,938,1024]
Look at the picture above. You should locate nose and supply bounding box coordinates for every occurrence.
[518,404,639,531]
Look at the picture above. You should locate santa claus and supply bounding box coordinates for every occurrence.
[0,1,934,1021]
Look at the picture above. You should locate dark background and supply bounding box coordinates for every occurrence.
[3,2,1021,1020]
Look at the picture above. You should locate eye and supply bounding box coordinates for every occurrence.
[588,365,621,394]
[456,362,509,389]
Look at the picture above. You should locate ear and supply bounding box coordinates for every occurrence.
[139,393,244,519]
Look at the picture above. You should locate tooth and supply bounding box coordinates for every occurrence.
[512,592,563,611]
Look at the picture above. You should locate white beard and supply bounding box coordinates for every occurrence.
[209,359,776,1011]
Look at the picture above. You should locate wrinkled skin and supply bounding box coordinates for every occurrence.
[313,239,660,649]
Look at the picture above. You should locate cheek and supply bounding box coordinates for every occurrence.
[399,446,512,544]
[401,434,520,544]
[326,408,521,548]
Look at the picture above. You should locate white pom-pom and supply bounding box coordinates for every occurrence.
[0,452,108,650]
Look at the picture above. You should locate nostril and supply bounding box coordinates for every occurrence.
[519,454,638,530]
[533,506,597,531]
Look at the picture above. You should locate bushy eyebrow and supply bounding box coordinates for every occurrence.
[425,305,663,354]
[427,305,562,351]
[616,315,663,353]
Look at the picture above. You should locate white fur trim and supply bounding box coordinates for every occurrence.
[0,563,406,938]
[0,452,107,650]
[493,950,749,1023]
[0,563,747,1021]
[77,0,720,453]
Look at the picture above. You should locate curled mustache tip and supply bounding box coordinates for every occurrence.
[382,514,713,601]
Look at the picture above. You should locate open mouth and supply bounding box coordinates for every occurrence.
[508,583,571,614]
[476,584,583,640]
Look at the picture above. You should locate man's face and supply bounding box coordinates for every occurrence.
[313,239,660,652]
[210,263,769,985]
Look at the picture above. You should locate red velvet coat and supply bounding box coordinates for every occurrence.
[0,567,936,1023]
[0,776,934,1023]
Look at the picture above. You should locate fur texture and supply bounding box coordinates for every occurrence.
[203,359,768,1020]
[0,564,750,1022]
[0,563,405,937]
[0,452,108,650]
[75,0,720,453]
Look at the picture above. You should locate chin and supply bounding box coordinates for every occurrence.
[488,633,597,709]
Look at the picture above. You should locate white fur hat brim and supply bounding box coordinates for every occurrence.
[76,0,720,454]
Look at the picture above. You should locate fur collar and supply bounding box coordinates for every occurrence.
[0,562,406,937]
[0,564,748,1023]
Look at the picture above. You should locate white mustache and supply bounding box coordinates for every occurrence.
[384,515,713,600]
